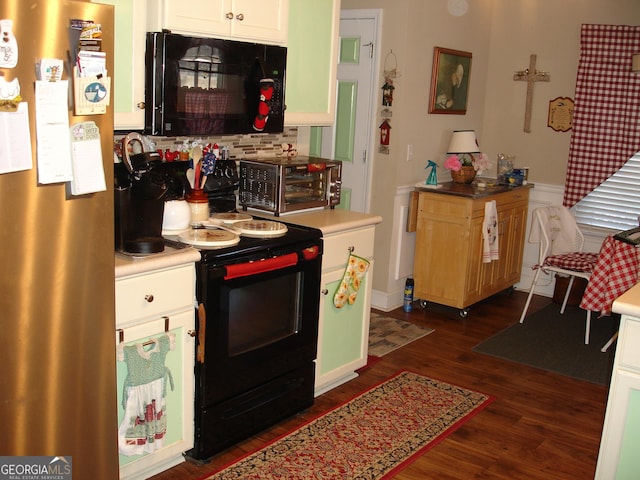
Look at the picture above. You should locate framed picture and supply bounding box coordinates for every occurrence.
[428,47,472,114]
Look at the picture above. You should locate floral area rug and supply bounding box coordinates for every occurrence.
[199,371,493,480]
[368,312,434,357]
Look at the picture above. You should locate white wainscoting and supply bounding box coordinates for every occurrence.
[370,182,610,312]
[370,184,416,312]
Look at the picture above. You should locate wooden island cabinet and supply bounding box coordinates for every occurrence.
[412,183,531,316]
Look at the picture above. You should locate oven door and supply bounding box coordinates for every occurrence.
[195,245,321,407]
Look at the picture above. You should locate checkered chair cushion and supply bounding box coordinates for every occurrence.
[540,252,599,272]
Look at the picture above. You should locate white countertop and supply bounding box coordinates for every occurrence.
[613,282,640,318]
[115,247,201,279]
[256,209,383,235]
[114,209,382,278]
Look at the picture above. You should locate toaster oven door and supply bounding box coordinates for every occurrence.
[280,166,333,212]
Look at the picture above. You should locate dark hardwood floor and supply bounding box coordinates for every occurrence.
[150,291,609,479]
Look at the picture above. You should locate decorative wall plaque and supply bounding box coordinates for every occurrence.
[548,96,574,132]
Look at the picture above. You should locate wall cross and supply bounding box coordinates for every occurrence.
[513,54,550,133]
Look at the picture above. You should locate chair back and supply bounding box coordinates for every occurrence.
[530,206,585,262]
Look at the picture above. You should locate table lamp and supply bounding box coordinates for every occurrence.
[447,129,480,164]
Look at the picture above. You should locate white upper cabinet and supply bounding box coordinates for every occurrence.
[147,0,288,45]
[92,0,147,130]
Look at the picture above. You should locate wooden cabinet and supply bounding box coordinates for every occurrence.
[596,296,640,478]
[115,263,196,480]
[147,0,288,44]
[413,187,529,314]
[284,0,339,125]
[315,225,375,395]
[92,0,147,130]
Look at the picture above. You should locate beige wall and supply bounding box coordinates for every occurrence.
[341,0,640,298]
[483,0,640,186]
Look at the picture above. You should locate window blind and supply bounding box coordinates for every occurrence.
[573,151,640,231]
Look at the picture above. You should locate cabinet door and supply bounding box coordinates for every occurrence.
[315,264,372,393]
[116,310,195,480]
[465,213,485,304]
[505,202,528,282]
[480,201,527,291]
[149,0,229,37]
[149,0,287,44]
[413,196,473,309]
[285,0,338,125]
[596,369,640,478]
[92,0,146,129]
[230,0,288,43]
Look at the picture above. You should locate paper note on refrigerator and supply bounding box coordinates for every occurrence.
[35,80,73,184]
[0,102,33,174]
[68,121,106,195]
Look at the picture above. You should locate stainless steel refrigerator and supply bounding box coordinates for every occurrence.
[0,1,118,478]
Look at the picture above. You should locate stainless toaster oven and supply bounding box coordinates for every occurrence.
[239,157,342,216]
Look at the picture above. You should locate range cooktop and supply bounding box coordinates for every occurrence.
[165,217,323,266]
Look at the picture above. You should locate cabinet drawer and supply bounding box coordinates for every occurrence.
[322,227,375,271]
[116,264,194,325]
[473,188,530,213]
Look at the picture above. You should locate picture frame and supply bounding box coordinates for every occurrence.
[428,47,472,114]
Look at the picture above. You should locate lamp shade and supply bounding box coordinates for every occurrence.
[447,130,480,154]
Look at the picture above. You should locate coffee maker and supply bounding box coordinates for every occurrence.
[115,133,168,254]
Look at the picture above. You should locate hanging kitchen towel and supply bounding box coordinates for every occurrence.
[334,253,370,308]
[482,200,499,263]
[117,333,175,456]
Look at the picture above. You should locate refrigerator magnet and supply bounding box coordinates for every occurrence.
[0,19,18,68]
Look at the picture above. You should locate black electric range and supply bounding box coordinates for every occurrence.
[182,216,324,461]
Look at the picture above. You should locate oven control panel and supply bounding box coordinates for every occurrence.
[203,159,238,193]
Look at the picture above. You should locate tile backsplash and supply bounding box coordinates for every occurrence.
[115,127,299,162]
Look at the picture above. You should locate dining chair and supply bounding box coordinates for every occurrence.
[519,206,599,344]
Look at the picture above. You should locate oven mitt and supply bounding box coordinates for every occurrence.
[334,253,370,308]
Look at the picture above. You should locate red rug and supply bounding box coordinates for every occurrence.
[199,371,494,479]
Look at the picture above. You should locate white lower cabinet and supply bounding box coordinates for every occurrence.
[315,226,375,395]
[115,263,196,480]
[596,313,640,479]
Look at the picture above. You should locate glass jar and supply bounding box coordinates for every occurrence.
[497,154,515,183]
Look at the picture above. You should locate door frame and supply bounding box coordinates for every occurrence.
[339,8,382,213]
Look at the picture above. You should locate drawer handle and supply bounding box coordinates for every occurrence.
[321,289,329,296]
[145,294,154,303]
[187,329,196,337]
[225,11,234,19]
[235,13,244,21]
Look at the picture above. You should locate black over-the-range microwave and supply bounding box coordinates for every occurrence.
[144,32,287,136]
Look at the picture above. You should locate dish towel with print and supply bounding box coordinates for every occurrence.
[528,206,577,255]
[117,333,175,456]
[482,200,499,263]
[334,253,370,308]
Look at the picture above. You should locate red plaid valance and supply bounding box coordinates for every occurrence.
[563,24,640,208]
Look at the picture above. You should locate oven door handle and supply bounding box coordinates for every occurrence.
[224,252,298,280]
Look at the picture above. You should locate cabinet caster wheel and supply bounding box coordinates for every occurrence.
[419,299,429,309]
[459,308,469,318]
